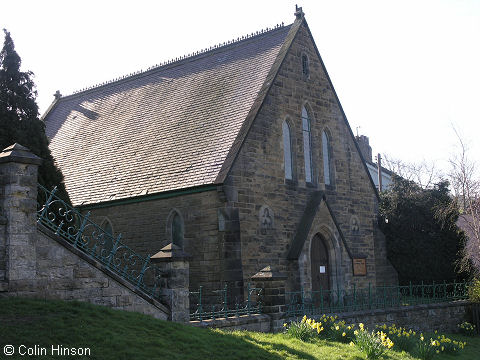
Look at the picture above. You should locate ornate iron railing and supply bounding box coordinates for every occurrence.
[37,184,162,299]
[286,281,469,317]
[190,283,262,321]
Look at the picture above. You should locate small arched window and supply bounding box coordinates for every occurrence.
[167,210,184,249]
[282,120,293,180]
[172,213,183,248]
[322,131,331,185]
[302,107,313,183]
[302,54,309,77]
[101,218,113,236]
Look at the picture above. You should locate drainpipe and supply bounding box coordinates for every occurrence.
[377,153,383,192]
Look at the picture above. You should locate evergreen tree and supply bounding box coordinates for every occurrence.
[379,175,465,284]
[0,29,69,202]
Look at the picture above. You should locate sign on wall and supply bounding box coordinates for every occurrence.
[353,258,367,276]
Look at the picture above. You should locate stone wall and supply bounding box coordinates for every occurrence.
[8,226,169,320]
[285,301,470,334]
[191,314,271,332]
[84,188,245,304]
[188,301,470,334]
[224,20,397,296]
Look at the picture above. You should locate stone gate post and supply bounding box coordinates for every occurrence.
[0,144,42,291]
[151,243,191,323]
[251,265,287,332]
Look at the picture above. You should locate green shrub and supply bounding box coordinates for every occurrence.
[315,314,338,339]
[329,320,356,343]
[415,335,438,360]
[353,324,393,360]
[468,279,480,303]
[377,324,417,352]
[458,321,476,337]
[436,334,467,354]
[283,316,315,342]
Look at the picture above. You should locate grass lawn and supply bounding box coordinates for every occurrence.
[0,297,478,359]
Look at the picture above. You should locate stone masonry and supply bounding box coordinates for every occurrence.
[224,20,397,296]
[0,144,169,320]
[54,16,397,308]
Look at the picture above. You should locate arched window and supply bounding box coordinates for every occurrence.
[322,131,331,185]
[282,120,293,180]
[172,212,183,248]
[302,54,309,77]
[101,218,113,235]
[167,210,184,249]
[302,107,313,183]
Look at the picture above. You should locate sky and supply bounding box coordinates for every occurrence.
[1,0,479,178]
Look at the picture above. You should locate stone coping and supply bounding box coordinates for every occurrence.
[287,300,471,320]
[190,313,270,329]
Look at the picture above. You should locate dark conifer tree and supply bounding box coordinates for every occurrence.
[0,29,69,202]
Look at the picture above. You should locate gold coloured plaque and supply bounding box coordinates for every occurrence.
[353,258,367,276]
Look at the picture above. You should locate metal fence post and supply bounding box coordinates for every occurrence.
[37,186,57,224]
[74,211,90,247]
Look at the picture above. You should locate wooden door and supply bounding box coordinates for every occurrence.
[311,234,330,292]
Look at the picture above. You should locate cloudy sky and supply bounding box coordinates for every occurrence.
[1,0,479,177]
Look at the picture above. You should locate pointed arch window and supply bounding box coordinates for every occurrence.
[172,213,183,247]
[282,120,293,180]
[302,107,313,183]
[322,131,331,185]
[302,54,309,77]
[168,211,184,249]
[101,218,113,236]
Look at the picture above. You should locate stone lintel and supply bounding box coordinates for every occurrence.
[150,243,191,262]
[0,144,42,165]
[251,266,287,281]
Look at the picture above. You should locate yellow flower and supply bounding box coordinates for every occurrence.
[283,323,287,327]
[349,341,354,346]
[335,326,340,331]
[342,332,346,337]
[359,323,364,331]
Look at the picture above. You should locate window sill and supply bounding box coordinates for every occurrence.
[285,178,297,190]
[306,181,317,189]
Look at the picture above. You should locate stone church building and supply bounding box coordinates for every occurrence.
[43,8,397,303]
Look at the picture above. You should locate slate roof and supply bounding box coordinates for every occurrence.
[44,23,296,207]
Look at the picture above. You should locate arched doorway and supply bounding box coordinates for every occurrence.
[311,234,330,292]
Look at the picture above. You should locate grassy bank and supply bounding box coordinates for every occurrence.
[0,298,478,359]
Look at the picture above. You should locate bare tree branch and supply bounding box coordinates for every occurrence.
[449,126,480,275]
[382,155,442,189]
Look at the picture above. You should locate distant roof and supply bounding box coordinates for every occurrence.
[365,160,394,177]
[44,23,295,206]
